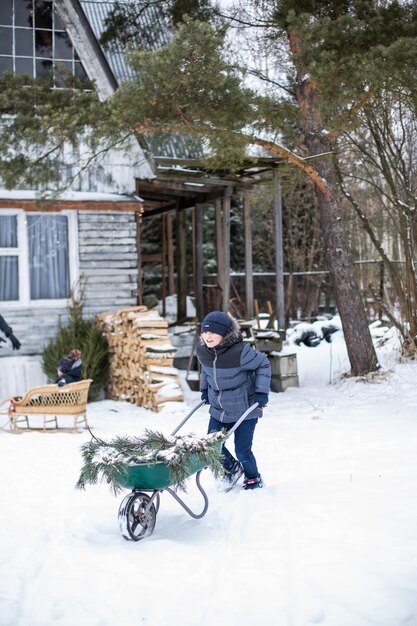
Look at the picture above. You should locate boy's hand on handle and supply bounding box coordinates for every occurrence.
[254,392,269,409]
[201,389,209,404]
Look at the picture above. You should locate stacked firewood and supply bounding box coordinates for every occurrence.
[96,306,183,411]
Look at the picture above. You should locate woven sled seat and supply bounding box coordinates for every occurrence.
[4,379,92,433]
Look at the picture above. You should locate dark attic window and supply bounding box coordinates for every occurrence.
[0,0,90,86]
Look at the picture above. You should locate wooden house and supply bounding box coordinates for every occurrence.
[0,0,165,397]
[0,0,287,399]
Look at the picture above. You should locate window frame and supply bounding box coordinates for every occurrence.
[0,208,79,308]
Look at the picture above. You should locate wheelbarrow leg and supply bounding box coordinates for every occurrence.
[165,470,209,519]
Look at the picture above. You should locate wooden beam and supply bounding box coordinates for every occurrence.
[141,188,204,199]
[156,172,242,187]
[139,179,224,196]
[166,212,175,295]
[142,202,177,216]
[222,189,231,311]
[244,189,254,318]
[215,198,225,300]
[274,171,285,329]
[141,192,226,216]
[135,213,143,306]
[141,253,162,262]
[154,152,334,169]
[0,199,142,212]
[193,203,204,322]
[176,202,187,321]
[161,214,167,317]
[56,0,118,98]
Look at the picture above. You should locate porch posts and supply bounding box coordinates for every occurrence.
[166,212,175,296]
[135,211,143,306]
[136,185,258,324]
[193,203,204,321]
[244,188,254,319]
[216,188,232,312]
[274,171,285,329]
[176,202,187,321]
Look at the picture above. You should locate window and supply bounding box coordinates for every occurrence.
[0,210,78,304]
[0,214,19,301]
[0,0,89,85]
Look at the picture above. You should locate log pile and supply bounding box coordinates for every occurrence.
[97,306,183,411]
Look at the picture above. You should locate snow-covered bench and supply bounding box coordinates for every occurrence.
[1,379,92,433]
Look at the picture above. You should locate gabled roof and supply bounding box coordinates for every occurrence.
[80,1,135,82]
[60,0,201,159]
[79,0,171,83]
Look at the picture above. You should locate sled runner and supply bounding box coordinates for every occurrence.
[117,401,259,542]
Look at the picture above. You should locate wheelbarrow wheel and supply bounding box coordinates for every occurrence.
[118,491,157,541]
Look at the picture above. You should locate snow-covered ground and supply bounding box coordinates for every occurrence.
[1,326,417,626]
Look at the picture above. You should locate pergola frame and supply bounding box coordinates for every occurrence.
[136,156,289,326]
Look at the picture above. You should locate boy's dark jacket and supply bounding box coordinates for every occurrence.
[197,319,271,423]
[56,356,83,383]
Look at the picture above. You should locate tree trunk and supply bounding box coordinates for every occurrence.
[288,30,378,375]
[313,156,378,374]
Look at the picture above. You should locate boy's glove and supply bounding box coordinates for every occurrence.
[254,392,269,408]
[9,334,21,350]
[201,389,209,404]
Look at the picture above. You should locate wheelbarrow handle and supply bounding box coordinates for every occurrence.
[170,401,259,438]
[225,403,259,439]
[169,400,206,436]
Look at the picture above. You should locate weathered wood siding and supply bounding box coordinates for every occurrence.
[78,211,138,317]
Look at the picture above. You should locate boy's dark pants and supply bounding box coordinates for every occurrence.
[208,416,259,479]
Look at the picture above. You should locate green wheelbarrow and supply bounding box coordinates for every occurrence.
[117,401,258,542]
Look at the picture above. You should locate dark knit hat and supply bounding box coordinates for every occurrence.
[201,311,232,336]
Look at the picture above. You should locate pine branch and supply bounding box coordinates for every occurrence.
[76,429,225,495]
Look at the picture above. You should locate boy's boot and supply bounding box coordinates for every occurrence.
[243,475,263,490]
[223,459,243,484]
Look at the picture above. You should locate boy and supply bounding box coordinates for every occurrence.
[197,311,271,490]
